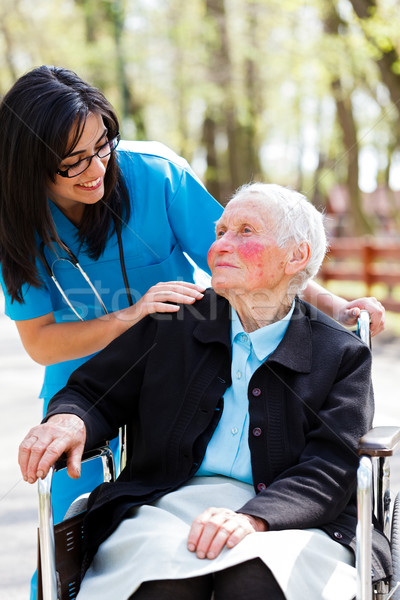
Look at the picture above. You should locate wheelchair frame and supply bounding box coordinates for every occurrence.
[357,426,400,599]
[37,311,400,600]
[38,447,115,600]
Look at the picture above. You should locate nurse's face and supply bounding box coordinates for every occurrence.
[47,112,111,224]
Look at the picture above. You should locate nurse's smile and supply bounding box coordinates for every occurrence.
[76,176,103,191]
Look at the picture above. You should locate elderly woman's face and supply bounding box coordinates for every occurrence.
[207,195,290,295]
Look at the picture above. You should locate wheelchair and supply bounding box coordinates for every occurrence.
[36,311,400,600]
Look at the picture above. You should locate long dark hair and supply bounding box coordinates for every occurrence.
[0,65,130,303]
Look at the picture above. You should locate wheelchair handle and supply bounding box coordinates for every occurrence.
[357,310,371,347]
[38,468,58,600]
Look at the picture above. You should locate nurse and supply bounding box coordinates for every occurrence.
[0,65,219,521]
[0,65,384,594]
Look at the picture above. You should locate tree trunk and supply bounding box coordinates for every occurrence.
[331,79,373,234]
[241,3,263,183]
[108,0,147,139]
[202,0,262,201]
[348,0,400,118]
[202,113,222,202]
[324,2,374,235]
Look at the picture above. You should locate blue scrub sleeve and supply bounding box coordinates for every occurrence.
[166,168,223,275]
[0,270,53,321]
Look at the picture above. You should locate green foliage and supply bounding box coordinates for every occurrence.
[1,0,400,234]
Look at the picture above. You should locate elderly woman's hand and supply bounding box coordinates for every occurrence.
[18,414,86,484]
[187,507,267,560]
[337,297,385,337]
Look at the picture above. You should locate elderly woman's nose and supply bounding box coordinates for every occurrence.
[215,233,235,251]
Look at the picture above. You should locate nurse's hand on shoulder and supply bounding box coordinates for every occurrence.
[19,414,86,484]
[116,281,205,326]
[336,296,385,337]
[187,506,267,560]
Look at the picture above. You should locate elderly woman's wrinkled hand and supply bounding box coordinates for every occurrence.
[337,297,385,337]
[187,507,267,560]
[18,414,86,484]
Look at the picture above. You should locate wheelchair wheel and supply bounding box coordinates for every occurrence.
[390,491,400,598]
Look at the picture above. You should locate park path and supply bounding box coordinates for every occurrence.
[1,296,400,599]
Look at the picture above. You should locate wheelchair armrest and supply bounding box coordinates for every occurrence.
[358,426,400,457]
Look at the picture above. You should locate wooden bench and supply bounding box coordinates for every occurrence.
[318,238,400,312]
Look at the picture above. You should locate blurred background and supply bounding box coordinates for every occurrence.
[1,1,400,598]
[0,0,399,213]
[1,0,399,318]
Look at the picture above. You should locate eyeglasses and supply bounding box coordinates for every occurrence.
[56,133,120,178]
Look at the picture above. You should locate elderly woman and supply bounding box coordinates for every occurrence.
[19,183,391,600]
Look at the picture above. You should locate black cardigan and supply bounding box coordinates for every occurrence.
[46,290,391,581]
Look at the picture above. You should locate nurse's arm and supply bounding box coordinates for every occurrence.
[15,281,205,365]
[16,311,132,365]
[18,414,86,484]
[303,279,385,336]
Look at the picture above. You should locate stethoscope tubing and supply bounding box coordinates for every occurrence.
[49,273,87,321]
[39,224,131,320]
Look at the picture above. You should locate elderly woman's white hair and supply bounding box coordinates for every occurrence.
[229,182,328,294]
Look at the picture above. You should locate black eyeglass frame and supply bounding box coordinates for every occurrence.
[56,133,120,178]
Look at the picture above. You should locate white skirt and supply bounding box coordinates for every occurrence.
[77,476,356,600]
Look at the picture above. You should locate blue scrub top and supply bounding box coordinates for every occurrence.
[1,141,223,408]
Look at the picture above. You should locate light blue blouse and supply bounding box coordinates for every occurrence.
[0,141,222,407]
[196,302,295,484]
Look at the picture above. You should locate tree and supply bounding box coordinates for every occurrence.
[200,0,263,203]
[322,0,375,234]
[74,0,147,138]
[1,0,400,235]
[348,0,400,118]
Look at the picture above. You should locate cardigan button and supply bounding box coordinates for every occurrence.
[252,388,261,397]
[252,427,262,437]
[257,482,267,491]
[333,531,343,540]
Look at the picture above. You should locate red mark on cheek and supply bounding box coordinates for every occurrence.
[237,241,265,282]
[237,241,265,261]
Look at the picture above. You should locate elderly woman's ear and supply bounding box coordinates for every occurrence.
[284,241,311,275]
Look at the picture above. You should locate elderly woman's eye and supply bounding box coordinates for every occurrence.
[242,225,253,234]
[216,229,225,238]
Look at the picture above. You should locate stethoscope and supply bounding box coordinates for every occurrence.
[39,221,133,321]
